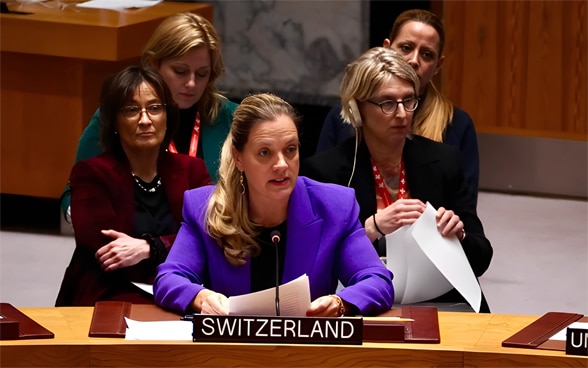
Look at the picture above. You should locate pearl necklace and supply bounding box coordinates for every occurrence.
[131,172,162,193]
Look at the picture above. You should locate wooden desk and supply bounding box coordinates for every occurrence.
[464,313,586,368]
[0,1,213,198]
[0,308,585,367]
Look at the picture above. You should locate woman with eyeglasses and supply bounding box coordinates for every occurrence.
[55,66,211,306]
[316,9,480,206]
[302,47,492,312]
[60,13,236,222]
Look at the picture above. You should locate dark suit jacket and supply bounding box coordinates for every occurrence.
[55,152,211,306]
[316,104,480,205]
[302,135,493,311]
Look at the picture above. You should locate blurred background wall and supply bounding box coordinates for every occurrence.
[440,1,587,198]
[203,0,587,198]
[2,0,585,232]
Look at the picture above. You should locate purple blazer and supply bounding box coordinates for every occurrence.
[154,176,394,315]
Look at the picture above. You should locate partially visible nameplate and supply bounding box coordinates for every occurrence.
[192,314,363,345]
[0,303,54,340]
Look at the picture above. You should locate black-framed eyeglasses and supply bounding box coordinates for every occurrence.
[366,98,419,115]
[120,104,166,119]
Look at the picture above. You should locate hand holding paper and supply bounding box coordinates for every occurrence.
[385,203,482,312]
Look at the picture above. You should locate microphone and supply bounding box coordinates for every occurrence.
[270,230,281,316]
[271,231,281,244]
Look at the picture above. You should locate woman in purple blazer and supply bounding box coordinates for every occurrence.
[154,93,393,317]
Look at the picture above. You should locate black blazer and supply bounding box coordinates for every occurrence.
[303,135,493,311]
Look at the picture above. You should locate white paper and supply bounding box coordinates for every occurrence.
[386,223,453,305]
[385,203,482,312]
[124,274,312,340]
[131,282,153,295]
[228,274,311,316]
[549,322,588,341]
[124,318,192,341]
[76,0,162,10]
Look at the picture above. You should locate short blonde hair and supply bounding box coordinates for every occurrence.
[339,47,419,127]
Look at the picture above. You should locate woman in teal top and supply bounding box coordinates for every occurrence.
[62,13,237,219]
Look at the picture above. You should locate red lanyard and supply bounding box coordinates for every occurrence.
[371,158,407,209]
[168,112,200,157]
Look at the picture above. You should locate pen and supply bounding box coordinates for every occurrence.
[363,317,415,322]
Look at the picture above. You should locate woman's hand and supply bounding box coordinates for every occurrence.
[95,229,150,271]
[193,289,229,315]
[306,295,345,317]
[435,207,465,239]
[365,199,426,241]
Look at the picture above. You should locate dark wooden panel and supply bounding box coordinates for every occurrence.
[442,1,587,140]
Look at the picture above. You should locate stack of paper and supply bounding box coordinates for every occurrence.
[228,274,311,316]
[125,275,312,340]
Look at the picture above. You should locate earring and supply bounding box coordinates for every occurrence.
[239,172,245,195]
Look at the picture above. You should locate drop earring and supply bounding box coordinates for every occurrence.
[239,172,246,195]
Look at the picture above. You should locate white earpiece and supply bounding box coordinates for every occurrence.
[348,130,359,187]
[347,99,362,128]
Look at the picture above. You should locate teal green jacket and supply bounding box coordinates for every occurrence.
[61,99,237,215]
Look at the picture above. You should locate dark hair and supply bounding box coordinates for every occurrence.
[99,65,179,158]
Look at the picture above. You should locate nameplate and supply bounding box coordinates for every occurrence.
[0,316,20,340]
[192,315,363,345]
[566,328,588,356]
[0,303,54,340]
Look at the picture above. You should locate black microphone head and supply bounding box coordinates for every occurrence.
[270,230,281,244]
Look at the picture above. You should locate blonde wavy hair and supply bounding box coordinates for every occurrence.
[142,12,226,125]
[388,9,453,142]
[340,47,420,127]
[205,93,301,266]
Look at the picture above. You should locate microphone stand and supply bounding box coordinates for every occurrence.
[271,230,281,316]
